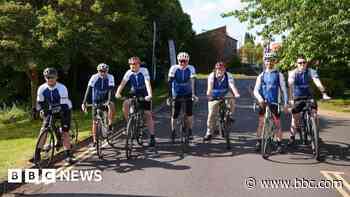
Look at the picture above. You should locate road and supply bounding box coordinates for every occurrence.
[7,78,350,197]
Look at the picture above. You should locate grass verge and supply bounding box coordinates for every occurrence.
[318,98,350,114]
[0,84,168,181]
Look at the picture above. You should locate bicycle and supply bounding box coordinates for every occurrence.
[298,99,321,160]
[120,95,148,159]
[215,96,235,150]
[170,97,194,155]
[34,106,78,167]
[86,103,110,159]
[253,102,281,159]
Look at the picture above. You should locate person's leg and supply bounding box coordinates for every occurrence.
[107,102,116,129]
[60,110,72,151]
[185,97,193,138]
[289,100,303,145]
[270,105,283,153]
[205,100,220,136]
[122,100,130,121]
[91,108,97,144]
[144,111,155,135]
[60,110,75,163]
[256,105,265,151]
[171,99,181,133]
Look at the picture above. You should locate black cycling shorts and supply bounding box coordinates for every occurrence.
[138,100,152,111]
[258,103,280,118]
[291,99,318,114]
[42,109,71,132]
[92,105,108,120]
[172,95,193,119]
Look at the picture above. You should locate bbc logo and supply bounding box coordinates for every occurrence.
[8,168,102,184]
[8,169,56,184]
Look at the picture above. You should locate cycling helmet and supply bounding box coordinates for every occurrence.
[128,56,141,65]
[264,52,277,61]
[97,63,109,71]
[215,61,225,69]
[43,67,58,77]
[177,52,190,62]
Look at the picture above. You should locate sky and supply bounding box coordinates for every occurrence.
[179,0,262,47]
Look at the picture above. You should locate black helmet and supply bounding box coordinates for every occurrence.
[43,67,58,77]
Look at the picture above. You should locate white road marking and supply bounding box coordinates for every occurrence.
[320,171,349,197]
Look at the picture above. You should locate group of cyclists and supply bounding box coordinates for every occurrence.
[33,50,331,164]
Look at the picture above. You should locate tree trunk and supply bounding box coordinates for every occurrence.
[27,66,39,120]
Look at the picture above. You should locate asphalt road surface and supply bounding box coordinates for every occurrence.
[7,79,350,197]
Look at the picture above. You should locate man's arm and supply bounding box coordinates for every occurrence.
[115,80,127,97]
[288,70,295,101]
[145,79,153,98]
[82,86,91,105]
[310,69,331,99]
[253,74,264,103]
[228,74,240,97]
[207,75,213,96]
[36,85,45,111]
[190,66,197,96]
[279,73,288,105]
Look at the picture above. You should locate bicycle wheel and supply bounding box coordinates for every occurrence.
[126,117,136,159]
[224,120,231,150]
[261,116,273,159]
[179,120,188,154]
[96,122,104,159]
[69,118,79,147]
[136,117,147,146]
[35,130,55,168]
[310,116,320,160]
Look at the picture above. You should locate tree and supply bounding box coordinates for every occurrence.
[0,0,195,107]
[223,0,350,72]
[0,1,40,116]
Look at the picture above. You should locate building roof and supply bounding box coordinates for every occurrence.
[196,26,237,41]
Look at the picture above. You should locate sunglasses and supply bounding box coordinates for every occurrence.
[99,70,107,73]
[45,76,56,80]
[298,61,306,64]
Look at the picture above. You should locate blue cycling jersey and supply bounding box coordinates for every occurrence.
[36,82,72,111]
[168,65,196,97]
[88,73,115,103]
[259,70,280,104]
[122,67,150,97]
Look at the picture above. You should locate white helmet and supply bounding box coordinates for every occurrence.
[97,63,109,71]
[264,52,277,61]
[177,52,190,62]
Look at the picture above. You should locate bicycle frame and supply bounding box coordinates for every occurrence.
[128,96,146,141]
[299,99,320,160]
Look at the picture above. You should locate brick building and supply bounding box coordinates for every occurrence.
[192,26,238,73]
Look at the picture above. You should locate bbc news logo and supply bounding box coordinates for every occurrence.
[8,169,102,184]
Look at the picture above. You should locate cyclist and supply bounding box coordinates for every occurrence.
[167,52,198,140]
[35,67,75,164]
[253,52,289,153]
[203,62,240,141]
[115,56,156,147]
[81,63,115,148]
[288,55,331,146]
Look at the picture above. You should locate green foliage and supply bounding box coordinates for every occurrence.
[0,0,193,105]
[0,104,29,124]
[227,55,241,69]
[239,38,263,65]
[223,0,350,79]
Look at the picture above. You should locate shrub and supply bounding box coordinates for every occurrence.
[0,104,29,124]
